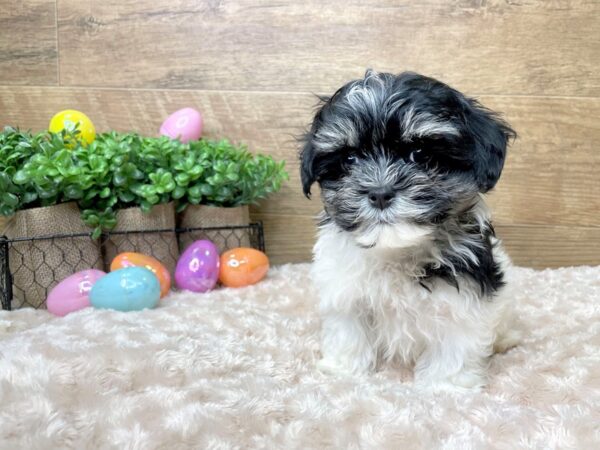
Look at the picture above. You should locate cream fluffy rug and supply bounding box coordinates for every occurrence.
[1,264,599,449]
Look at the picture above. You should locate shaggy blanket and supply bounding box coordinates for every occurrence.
[0,264,599,449]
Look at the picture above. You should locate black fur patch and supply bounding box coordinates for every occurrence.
[422,224,505,297]
[299,71,516,197]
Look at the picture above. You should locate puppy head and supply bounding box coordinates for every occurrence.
[300,70,515,249]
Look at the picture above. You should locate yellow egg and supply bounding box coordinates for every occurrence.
[49,109,96,146]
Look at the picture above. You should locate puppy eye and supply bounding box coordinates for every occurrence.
[346,155,358,164]
[408,149,422,163]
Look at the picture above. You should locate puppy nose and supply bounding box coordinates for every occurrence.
[368,188,395,210]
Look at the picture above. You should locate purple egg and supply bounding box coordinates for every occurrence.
[175,240,220,292]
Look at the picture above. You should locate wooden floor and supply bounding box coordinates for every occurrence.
[1,0,599,268]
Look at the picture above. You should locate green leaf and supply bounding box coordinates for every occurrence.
[64,185,83,199]
[163,179,176,192]
[213,161,224,173]
[188,186,202,198]
[1,192,19,207]
[0,205,14,216]
[140,201,153,213]
[13,170,28,185]
[199,184,213,196]
[103,215,117,229]
[0,172,10,190]
[175,173,190,185]
[113,172,127,187]
[91,227,102,240]
[118,191,135,203]
[84,214,100,227]
[172,186,186,199]
[22,191,37,204]
[38,186,57,199]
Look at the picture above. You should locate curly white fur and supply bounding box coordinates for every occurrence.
[312,210,519,391]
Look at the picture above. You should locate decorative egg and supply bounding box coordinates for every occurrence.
[159,107,203,143]
[90,267,160,312]
[219,248,269,288]
[175,240,220,292]
[46,269,106,316]
[110,252,171,298]
[49,109,96,145]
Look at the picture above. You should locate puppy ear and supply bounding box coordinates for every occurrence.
[463,99,516,192]
[299,96,331,199]
[299,135,317,198]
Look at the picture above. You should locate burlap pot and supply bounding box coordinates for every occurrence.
[103,203,179,274]
[178,205,250,253]
[4,202,102,309]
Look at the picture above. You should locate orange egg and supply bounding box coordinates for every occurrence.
[110,252,171,298]
[219,248,269,288]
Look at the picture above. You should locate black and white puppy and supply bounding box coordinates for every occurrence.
[300,70,519,391]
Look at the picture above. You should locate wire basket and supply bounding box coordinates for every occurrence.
[0,223,265,311]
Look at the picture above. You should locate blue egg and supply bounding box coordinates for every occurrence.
[90,267,160,312]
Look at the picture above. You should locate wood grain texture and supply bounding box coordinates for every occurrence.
[1,86,598,227]
[0,0,57,85]
[2,0,599,268]
[484,96,600,228]
[56,0,600,95]
[254,213,600,269]
[495,224,600,269]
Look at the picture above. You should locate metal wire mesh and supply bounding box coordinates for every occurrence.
[0,223,264,311]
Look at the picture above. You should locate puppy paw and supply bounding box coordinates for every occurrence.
[316,358,350,375]
[448,370,486,391]
[316,357,370,376]
[418,381,482,395]
[494,328,522,354]
[415,371,486,393]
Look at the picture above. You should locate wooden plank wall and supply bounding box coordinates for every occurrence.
[1,0,599,268]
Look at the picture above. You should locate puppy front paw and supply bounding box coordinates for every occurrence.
[316,356,372,376]
[493,328,522,354]
[318,312,375,376]
[316,357,353,376]
[415,370,486,393]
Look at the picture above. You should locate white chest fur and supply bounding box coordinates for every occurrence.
[311,222,506,375]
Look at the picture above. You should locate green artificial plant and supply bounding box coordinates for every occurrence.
[0,125,288,238]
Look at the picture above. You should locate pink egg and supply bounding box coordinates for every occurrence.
[175,240,220,293]
[47,269,106,316]
[159,107,203,143]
